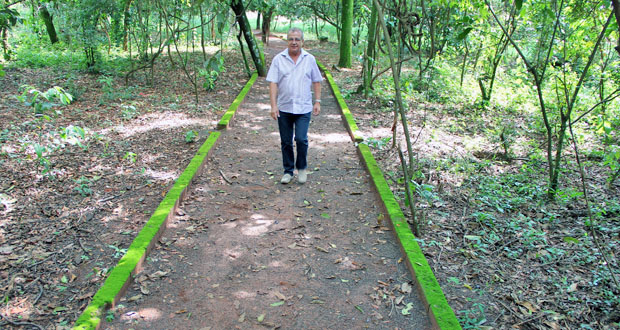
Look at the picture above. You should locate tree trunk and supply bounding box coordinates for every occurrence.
[230,0,266,76]
[39,4,58,44]
[122,0,134,51]
[612,0,620,55]
[261,7,273,46]
[363,1,378,96]
[338,0,353,67]
[1,27,9,60]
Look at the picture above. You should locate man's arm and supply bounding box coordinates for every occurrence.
[312,81,321,115]
[269,82,279,120]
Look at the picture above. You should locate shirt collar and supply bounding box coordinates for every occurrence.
[282,48,308,62]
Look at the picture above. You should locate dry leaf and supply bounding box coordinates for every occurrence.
[401,282,412,294]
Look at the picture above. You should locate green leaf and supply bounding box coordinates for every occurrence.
[257,313,265,322]
[456,27,473,41]
[515,0,523,11]
[563,236,580,244]
[61,275,68,283]
[321,213,331,219]
[270,301,285,307]
[402,302,414,315]
[53,306,68,313]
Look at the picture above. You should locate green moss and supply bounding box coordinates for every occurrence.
[73,132,221,330]
[358,144,461,330]
[217,72,259,129]
[316,61,363,142]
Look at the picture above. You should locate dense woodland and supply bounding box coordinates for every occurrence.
[0,0,619,329]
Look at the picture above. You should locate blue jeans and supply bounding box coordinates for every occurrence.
[277,111,311,175]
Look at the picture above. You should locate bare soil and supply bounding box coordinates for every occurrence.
[103,60,432,329]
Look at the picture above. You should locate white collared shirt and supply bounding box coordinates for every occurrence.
[266,48,323,114]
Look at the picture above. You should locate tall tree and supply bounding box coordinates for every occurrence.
[338,0,353,68]
[612,0,620,55]
[39,2,58,44]
[362,1,377,96]
[230,0,266,76]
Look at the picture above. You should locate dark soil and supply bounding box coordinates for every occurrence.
[0,44,246,328]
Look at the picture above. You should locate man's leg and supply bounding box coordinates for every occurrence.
[277,111,295,176]
[294,112,311,171]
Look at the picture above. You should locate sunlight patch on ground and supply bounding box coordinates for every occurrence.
[362,126,392,139]
[101,112,206,138]
[322,114,341,121]
[309,132,351,144]
[143,168,179,182]
[269,260,283,268]
[255,103,271,110]
[239,123,265,131]
[233,290,256,299]
[241,214,275,236]
[120,308,162,322]
[238,148,264,155]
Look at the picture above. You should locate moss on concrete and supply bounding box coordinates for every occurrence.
[73,132,221,330]
[316,61,364,142]
[217,72,259,129]
[358,144,461,330]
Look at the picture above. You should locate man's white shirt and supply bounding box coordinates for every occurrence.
[266,49,323,114]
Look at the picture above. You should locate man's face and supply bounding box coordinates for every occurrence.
[287,31,303,56]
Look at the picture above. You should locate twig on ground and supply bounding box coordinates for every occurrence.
[513,313,546,327]
[219,170,232,184]
[0,313,44,330]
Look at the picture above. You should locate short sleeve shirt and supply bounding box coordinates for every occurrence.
[266,49,323,114]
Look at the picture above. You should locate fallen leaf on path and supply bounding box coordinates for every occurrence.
[128,294,142,302]
[272,291,286,300]
[257,313,265,322]
[149,271,168,280]
[402,302,413,315]
[238,313,245,322]
[401,282,412,294]
[315,246,329,253]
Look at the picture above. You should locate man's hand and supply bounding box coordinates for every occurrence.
[270,107,279,120]
[313,103,321,116]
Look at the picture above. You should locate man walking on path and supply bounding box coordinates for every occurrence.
[267,27,323,184]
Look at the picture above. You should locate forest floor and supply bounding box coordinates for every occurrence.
[1,31,618,329]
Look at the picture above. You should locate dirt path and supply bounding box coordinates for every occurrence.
[103,37,432,330]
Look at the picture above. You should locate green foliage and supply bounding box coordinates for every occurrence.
[59,125,87,150]
[363,136,391,150]
[200,52,226,91]
[120,105,139,120]
[603,145,620,186]
[122,152,137,163]
[458,302,487,329]
[17,85,73,114]
[74,176,93,196]
[185,130,199,143]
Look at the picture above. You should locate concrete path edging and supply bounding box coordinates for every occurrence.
[318,63,462,330]
[73,72,259,330]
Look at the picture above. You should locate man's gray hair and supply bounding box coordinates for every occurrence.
[288,27,304,41]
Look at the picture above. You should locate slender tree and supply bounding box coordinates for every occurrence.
[338,0,353,68]
[230,0,266,76]
[39,2,58,44]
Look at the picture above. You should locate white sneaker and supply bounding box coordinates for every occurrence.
[281,173,293,184]
[298,169,307,184]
